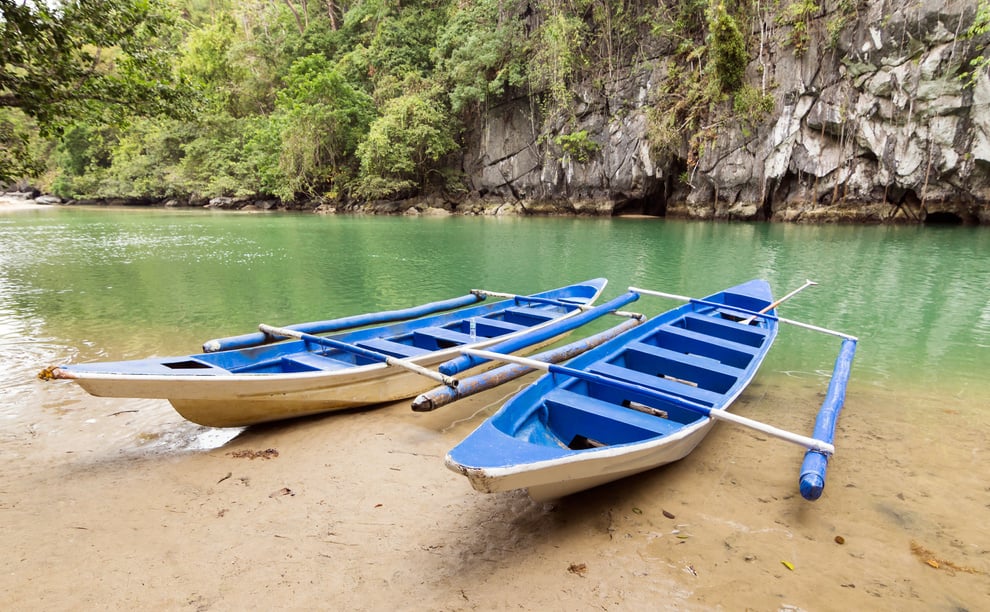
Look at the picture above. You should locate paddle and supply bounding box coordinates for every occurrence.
[630,279,816,322]
[460,348,835,454]
[630,281,856,340]
[738,279,817,325]
[258,324,459,388]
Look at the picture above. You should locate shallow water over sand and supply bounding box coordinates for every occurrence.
[1,206,988,609]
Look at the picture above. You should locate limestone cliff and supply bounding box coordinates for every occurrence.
[459,0,990,224]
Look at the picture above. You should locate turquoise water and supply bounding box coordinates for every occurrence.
[1,207,986,400]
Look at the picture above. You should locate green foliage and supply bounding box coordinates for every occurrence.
[177,14,243,114]
[646,0,758,168]
[732,83,775,139]
[0,109,47,185]
[4,0,840,204]
[554,130,599,163]
[174,113,253,196]
[647,59,721,161]
[708,3,747,93]
[355,79,458,199]
[339,0,447,95]
[650,0,708,44]
[824,0,858,49]
[732,83,775,120]
[779,0,819,56]
[57,124,113,177]
[530,7,590,113]
[275,54,375,200]
[0,0,192,131]
[962,0,990,87]
[433,0,527,113]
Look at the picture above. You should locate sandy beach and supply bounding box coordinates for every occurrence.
[0,195,52,212]
[2,368,987,611]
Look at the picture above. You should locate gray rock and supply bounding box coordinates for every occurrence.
[456,0,990,223]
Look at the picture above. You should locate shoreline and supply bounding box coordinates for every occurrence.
[4,193,980,225]
[0,195,54,212]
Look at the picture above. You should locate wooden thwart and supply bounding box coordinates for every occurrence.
[259,324,459,388]
[461,348,835,454]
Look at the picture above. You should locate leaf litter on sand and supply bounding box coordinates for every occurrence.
[910,541,985,575]
[567,563,588,577]
[227,448,279,460]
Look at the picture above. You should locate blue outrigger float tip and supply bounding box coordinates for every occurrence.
[436,291,642,376]
[799,337,858,501]
[202,293,485,352]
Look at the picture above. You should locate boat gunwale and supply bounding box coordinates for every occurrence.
[56,279,609,394]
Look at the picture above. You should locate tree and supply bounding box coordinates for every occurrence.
[273,53,375,200]
[432,0,526,113]
[0,108,46,185]
[0,0,190,132]
[355,79,458,199]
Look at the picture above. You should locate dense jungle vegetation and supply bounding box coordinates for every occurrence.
[2,0,989,205]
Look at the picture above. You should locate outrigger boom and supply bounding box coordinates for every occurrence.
[413,316,645,412]
[461,349,836,454]
[438,292,642,376]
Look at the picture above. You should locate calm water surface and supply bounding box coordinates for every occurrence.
[1,207,988,443]
[2,207,986,395]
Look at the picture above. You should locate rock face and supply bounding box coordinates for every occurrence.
[460,0,990,224]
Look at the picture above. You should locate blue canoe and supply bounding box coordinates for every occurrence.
[46,279,607,427]
[445,279,780,500]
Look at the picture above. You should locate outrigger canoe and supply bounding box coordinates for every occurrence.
[42,279,608,427]
[445,279,856,501]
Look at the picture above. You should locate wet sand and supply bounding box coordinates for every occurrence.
[2,370,987,610]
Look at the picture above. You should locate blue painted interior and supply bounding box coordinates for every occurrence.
[450,279,779,469]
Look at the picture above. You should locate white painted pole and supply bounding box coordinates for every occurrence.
[462,348,835,455]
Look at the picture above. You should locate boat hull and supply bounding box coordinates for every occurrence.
[445,279,778,499]
[53,280,607,427]
[453,421,715,501]
[165,338,558,427]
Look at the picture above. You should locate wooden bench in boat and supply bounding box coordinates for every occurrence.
[676,312,769,347]
[542,388,683,444]
[652,324,758,368]
[413,326,479,348]
[354,338,432,359]
[280,352,354,371]
[616,340,743,392]
[503,306,558,325]
[229,351,353,373]
[588,361,724,406]
[473,317,526,336]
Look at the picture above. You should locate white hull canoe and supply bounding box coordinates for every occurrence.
[445,280,778,500]
[48,279,608,427]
